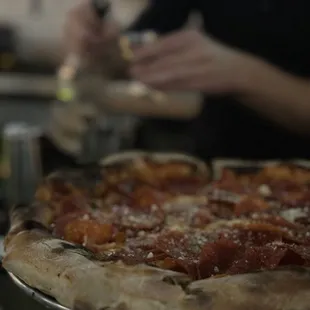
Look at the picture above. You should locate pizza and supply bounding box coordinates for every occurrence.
[3,152,310,310]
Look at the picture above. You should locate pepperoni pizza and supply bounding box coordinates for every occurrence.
[3,152,310,310]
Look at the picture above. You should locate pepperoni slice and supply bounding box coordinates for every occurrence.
[227,224,284,246]
[54,197,85,217]
[234,196,269,216]
[160,177,206,195]
[214,169,247,194]
[53,211,88,237]
[126,233,158,250]
[199,238,240,278]
[64,219,113,246]
[190,208,213,228]
[114,205,165,231]
[252,213,301,230]
[131,185,170,208]
[53,211,114,246]
[155,230,212,278]
[227,243,310,275]
[49,177,74,196]
[227,244,288,274]
[275,190,310,207]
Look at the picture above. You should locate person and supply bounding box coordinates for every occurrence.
[53,0,310,162]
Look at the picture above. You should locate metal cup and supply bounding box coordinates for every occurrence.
[3,122,42,206]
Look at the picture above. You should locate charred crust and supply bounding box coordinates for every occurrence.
[102,162,128,170]
[162,275,191,290]
[147,155,203,174]
[73,300,95,310]
[11,203,30,212]
[60,241,89,252]
[73,301,129,310]
[51,247,65,255]
[231,166,261,175]
[59,241,97,259]
[9,201,52,233]
[80,164,102,180]
[49,168,102,190]
[194,291,213,306]
[10,203,36,219]
[22,220,49,232]
[184,287,203,295]
[273,265,310,274]
[8,221,49,238]
[183,288,214,308]
[243,281,265,294]
[59,242,86,252]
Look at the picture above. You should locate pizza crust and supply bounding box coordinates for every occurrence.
[6,229,310,310]
[4,202,53,249]
[212,158,310,180]
[3,230,190,310]
[184,267,310,310]
[100,150,209,177]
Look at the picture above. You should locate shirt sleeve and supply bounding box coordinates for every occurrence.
[128,0,194,34]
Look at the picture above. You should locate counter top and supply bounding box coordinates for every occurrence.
[0,73,55,98]
[0,73,202,119]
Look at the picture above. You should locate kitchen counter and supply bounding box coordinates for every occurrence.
[0,73,55,100]
[0,72,202,119]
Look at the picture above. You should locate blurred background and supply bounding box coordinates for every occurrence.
[0,0,151,119]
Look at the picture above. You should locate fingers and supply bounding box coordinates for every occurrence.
[51,101,96,135]
[130,30,207,89]
[65,0,118,58]
[131,46,210,80]
[132,30,199,63]
[48,100,98,155]
[65,1,99,55]
[129,30,223,91]
[130,31,210,90]
[134,64,210,90]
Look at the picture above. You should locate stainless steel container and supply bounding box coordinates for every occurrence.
[3,122,42,205]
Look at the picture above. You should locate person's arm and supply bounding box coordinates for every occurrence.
[130,29,310,135]
[236,56,310,134]
[45,0,194,162]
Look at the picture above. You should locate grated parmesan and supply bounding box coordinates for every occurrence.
[147,252,154,259]
[280,208,307,223]
[82,235,88,246]
[258,184,272,196]
[82,214,90,221]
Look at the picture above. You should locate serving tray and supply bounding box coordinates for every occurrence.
[8,272,69,310]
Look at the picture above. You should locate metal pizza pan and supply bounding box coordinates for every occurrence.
[8,272,69,310]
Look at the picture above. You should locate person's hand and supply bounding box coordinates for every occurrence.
[65,0,119,64]
[47,99,97,156]
[130,29,257,94]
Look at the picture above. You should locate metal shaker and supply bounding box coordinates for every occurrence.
[3,123,42,206]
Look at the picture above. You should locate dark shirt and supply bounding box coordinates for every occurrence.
[131,0,310,160]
